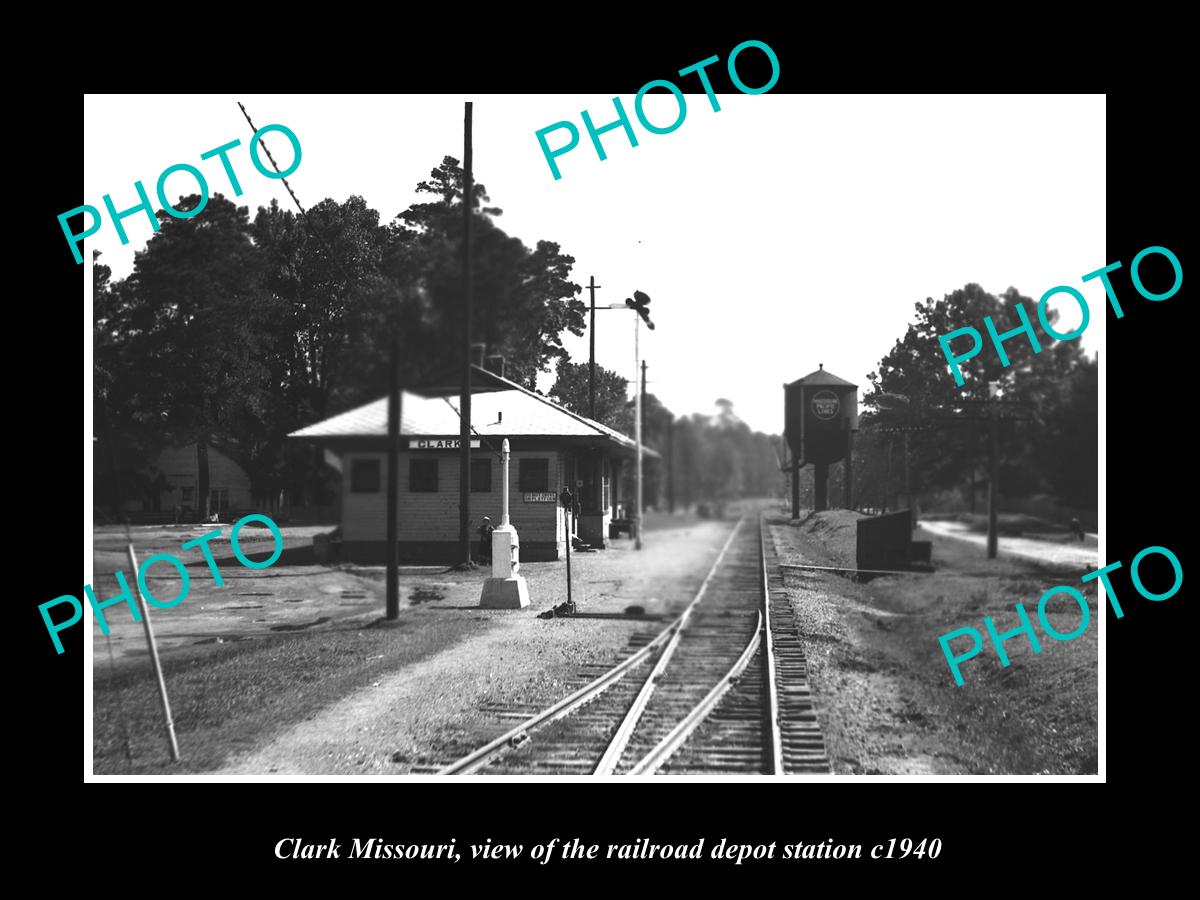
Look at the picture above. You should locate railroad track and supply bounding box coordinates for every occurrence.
[437,515,829,775]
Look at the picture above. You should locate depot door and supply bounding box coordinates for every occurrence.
[579,451,601,515]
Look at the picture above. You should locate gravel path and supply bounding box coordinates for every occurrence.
[771,522,960,774]
[771,514,1097,775]
[209,521,734,775]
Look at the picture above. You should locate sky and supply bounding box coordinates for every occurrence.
[83,94,1106,434]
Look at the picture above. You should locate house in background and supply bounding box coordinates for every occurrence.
[290,364,646,563]
[121,443,254,516]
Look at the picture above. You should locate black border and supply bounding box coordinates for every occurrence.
[25,26,1188,881]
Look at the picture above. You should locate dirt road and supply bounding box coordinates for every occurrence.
[919,519,1098,570]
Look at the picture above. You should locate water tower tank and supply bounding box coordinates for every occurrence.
[784,364,858,466]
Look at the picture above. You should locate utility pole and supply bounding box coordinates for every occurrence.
[458,101,473,566]
[386,331,401,619]
[884,438,893,513]
[603,292,653,545]
[666,417,675,513]
[879,390,1025,544]
[587,276,600,420]
[634,316,643,550]
[880,424,916,525]
[844,420,854,510]
[641,360,647,436]
[987,392,999,559]
[903,430,912,521]
[791,458,801,519]
[876,392,915,525]
[641,359,649,515]
[914,384,1021,556]
[935,386,1031,557]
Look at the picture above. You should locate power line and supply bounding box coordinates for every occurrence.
[235,101,362,290]
[237,102,307,215]
[440,396,504,460]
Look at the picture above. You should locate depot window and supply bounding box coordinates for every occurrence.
[350,459,381,493]
[471,458,492,492]
[409,458,439,492]
[519,458,549,492]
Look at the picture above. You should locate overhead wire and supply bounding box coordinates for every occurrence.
[236,100,364,290]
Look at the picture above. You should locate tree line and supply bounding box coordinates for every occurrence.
[96,157,586,518]
[857,284,1098,520]
[95,155,1095,525]
[547,359,783,514]
[95,156,784,520]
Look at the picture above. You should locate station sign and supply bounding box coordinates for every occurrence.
[408,439,481,450]
[524,492,558,503]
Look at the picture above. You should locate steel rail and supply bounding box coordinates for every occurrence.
[761,514,784,774]
[780,563,929,577]
[435,623,677,775]
[438,518,745,776]
[622,515,778,775]
[591,518,746,775]
[624,609,763,776]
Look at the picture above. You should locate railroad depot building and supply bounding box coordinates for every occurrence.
[290,365,643,563]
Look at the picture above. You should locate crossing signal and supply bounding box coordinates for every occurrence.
[626,290,655,329]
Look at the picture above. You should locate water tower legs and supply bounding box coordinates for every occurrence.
[791,460,801,519]
[844,426,854,510]
[814,462,829,511]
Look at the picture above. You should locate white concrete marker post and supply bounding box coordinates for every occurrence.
[480,439,530,609]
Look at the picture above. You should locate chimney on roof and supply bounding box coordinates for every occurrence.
[471,343,486,367]
[484,354,506,378]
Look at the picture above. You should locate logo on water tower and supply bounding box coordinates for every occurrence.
[811,390,840,420]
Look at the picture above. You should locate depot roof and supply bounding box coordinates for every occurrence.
[785,364,857,389]
[290,364,653,456]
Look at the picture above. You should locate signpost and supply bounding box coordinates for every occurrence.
[560,487,574,613]
[127,545,180,762]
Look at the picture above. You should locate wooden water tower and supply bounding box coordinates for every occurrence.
[784,365,858,516]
